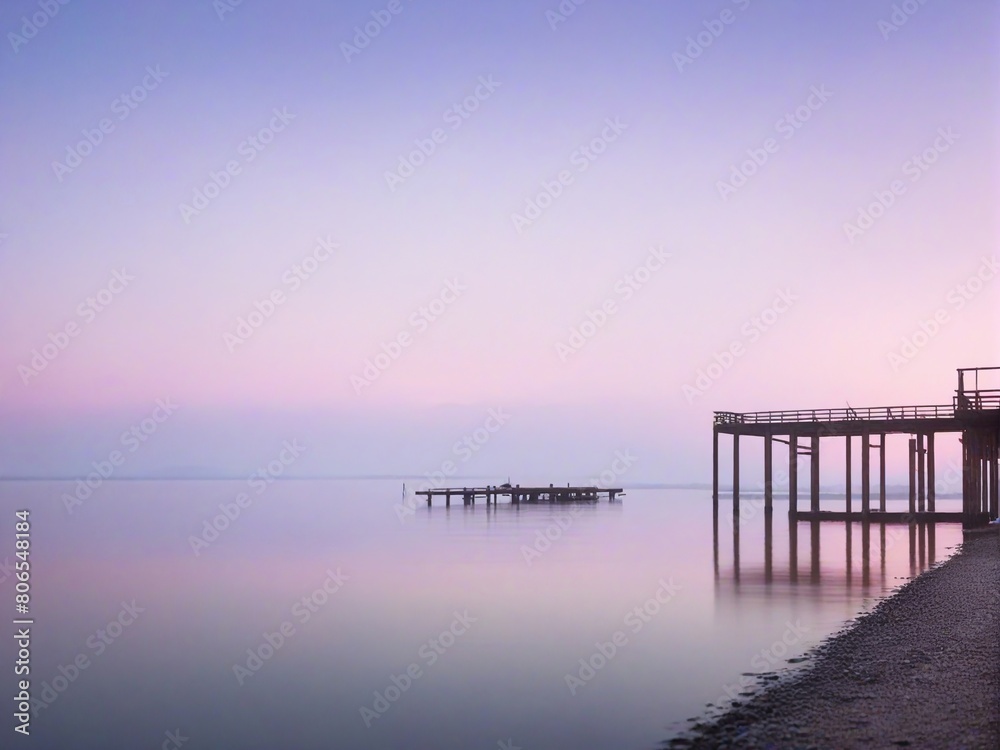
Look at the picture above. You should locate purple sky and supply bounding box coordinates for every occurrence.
[1,0,997,481]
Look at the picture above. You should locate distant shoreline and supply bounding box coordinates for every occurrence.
[0,477,961,499]
[677,529,1000,748]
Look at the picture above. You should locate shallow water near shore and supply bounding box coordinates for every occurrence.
[0,481,964,748]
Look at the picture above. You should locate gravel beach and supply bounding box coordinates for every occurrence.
[678,528,1000,749]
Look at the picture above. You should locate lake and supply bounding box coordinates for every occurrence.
[0,481,962,748]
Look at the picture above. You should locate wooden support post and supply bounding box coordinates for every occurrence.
[917,433,925,513]
[788,515,798,583]
[987,434,994,519]
[928,522,936,566]
[980,439,988,515]
[908,523,916,576]
[862,429,870,516]
[712,428,719,501]
[810,520,821,584]
[991,433,998,519]
[789,431,798,518]
[927,433,935,512]
[445,492,450,508]
[732,518,740,584]
[764,508,773,583]
[986,434,994,518]
[861,521,870,588]
[732,433,740,518]
[879,434,886,512]
[908,438,917,515]
[845,435,852,515]
[962,431,972,523]
[987,436,992,517]
[764,430,773,515]
[979,435,986,516]
[810,435,820,512]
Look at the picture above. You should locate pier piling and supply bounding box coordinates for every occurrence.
[810,435,820,513]
[845,435,851,514]
[789,431,798,518]
[764,429,773,514]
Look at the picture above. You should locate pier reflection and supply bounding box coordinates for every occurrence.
[713,507,954,607]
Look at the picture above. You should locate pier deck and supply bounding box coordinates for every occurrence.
[416,485,623,507]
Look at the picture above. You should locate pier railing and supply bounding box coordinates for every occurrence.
[714,404,957,425]
[954,390,1000,411]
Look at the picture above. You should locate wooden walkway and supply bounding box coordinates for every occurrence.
[415,485,623,507]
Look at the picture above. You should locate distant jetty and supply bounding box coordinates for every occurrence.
[415,484,623,507]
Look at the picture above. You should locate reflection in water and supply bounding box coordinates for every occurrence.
[713,507,946,606]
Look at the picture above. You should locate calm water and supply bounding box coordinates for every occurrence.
[0,481,962,749]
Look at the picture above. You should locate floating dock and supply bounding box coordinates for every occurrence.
[713,366,1000,526]
[415,485,623,506]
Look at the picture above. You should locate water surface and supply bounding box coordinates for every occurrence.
[0,482,961,748]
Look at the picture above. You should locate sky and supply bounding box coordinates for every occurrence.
[0,0,997,482]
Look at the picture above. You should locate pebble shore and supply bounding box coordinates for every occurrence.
[677,528,999,749]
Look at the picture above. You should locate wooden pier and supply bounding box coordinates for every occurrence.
[713,367,1000,526]
[416,484,623,507]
